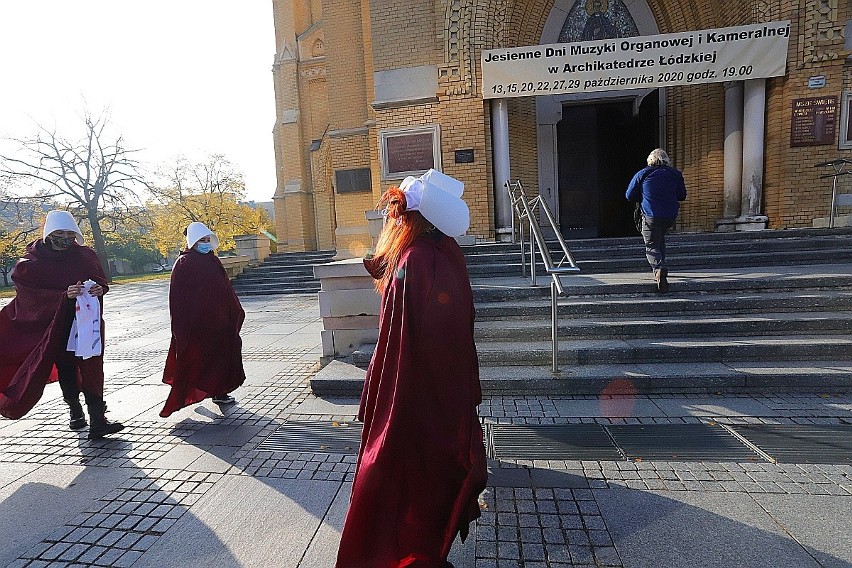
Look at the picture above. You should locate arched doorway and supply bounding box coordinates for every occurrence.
[557,90,659,237]
[536,0,662,238]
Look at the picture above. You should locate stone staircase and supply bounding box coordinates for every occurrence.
[463,227,852,276]
[313,228,852,396]
[232,250,336,295]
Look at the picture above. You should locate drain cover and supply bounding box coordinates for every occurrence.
[606,424,764,462]
[257,421,362,454]
[730,425,852,464]
[487,423,623,461]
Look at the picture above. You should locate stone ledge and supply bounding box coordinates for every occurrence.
[219,255,252,278]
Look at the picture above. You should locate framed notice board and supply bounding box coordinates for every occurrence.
[379,125,441,179]
[791,96,837,147]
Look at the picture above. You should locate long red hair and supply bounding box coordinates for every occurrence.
[370,186,433,292]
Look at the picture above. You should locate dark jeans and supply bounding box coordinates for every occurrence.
[641,215,675,271]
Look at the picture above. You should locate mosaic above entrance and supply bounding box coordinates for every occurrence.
[559,0,640,42]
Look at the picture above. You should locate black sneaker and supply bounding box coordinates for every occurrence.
[212,394,236,405]
[70,416,88,430]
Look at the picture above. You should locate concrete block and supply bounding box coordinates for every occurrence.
[812,215,852,228]
[318,289,380,318]
[313,258,370,280]
[321,329,335,358]
[332,329,380,357]
[234,234,271,262]
[311,359,368,395]
[322,315,379,331]
[219,255,251,278]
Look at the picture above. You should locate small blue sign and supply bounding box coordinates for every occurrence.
[808,75,826,89]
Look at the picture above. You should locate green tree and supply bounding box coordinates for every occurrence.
[0,200,44,287]
[102,228,164,274]
[148,154,271,257]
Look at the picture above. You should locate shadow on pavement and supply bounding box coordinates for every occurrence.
[0,429,240,568]
[486,465,851,568]
[167,405,351,566]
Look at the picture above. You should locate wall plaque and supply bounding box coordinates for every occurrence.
[385,134,435,175]
[791,96,837,147]
[454,149,475,163]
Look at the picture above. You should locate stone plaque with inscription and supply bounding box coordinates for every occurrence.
[791,96,837,147]
[385,133,435,176]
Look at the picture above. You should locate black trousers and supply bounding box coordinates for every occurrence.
[55,353,103,406]
[640,215,675,271]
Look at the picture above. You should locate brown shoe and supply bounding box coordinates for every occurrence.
[655,268,669,293]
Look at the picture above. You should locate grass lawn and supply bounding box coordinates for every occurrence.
[0,272,170,299]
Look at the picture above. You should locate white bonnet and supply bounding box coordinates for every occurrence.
[186,222,220,250]
[398,169,469,237]
[42,210,84,245]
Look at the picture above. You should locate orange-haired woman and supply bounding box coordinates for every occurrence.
[336,170,487,568]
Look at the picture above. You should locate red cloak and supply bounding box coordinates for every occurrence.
[0,240,109,419]
[159,249,246,417]
[335,234,488,568]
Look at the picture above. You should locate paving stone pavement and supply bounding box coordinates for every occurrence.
[1,280,851,567]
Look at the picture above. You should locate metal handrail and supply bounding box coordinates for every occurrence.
[505,180,580,373]
[815,159,852,229]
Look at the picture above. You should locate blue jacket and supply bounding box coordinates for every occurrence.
[625,165,687,221]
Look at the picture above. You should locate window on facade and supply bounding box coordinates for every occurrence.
[840,91,852,150]
[335,168,372,194]
[559,0,639,43]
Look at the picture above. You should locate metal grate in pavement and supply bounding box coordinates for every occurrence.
[605,424,765,462]
[730,424,852,464]
[486,423,624,461]
[257,421,362,454]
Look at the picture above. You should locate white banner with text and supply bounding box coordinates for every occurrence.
[481,21,791,99]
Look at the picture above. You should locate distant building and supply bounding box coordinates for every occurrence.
[0,200,52,228]
[242,200,276,222]
[271,0,852,254]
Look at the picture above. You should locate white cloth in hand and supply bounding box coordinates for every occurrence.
[66,279,103,359]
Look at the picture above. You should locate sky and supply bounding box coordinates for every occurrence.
[0,1,277,203]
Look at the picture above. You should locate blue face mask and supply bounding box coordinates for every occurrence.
[195,242,213,254]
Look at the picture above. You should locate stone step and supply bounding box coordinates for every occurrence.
[475,290,852,319]
[474,312,852,340]
[473,336,852,366]
[234,272,316,285]
[469,266,852,301]
[475,360,852,395]
[460,227,852,256]
[230,250,337,295]
[466,248,852,275]
[310,359,852,397]
[348,335,852,368]
[464,234,852,259]
[234,283,320,296]
[262,250,337,262]
[468,228,852,248]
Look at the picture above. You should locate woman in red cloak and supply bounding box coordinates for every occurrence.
[0,210,124,439]
[159,222,246,417]
[335,170,488,568]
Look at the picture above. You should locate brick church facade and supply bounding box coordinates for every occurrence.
[271,0,851,254]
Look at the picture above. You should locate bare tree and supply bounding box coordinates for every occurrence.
[0,110,151,278]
